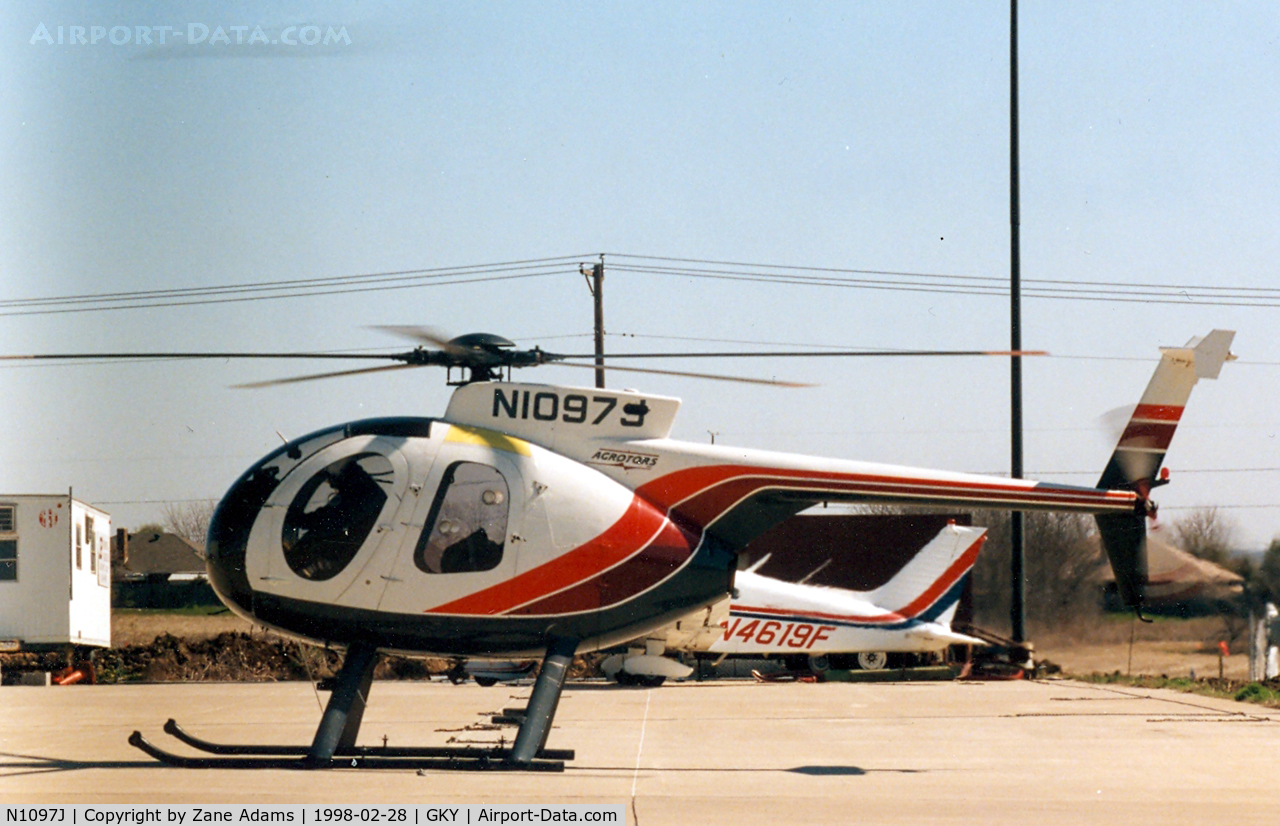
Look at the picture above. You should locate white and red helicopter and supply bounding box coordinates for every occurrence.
[6,328,1234,770]
[600,521,989,686]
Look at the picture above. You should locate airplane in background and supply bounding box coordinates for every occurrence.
[602,522,988,685]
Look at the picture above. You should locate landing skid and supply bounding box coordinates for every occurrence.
[127,729,568,770]
[127,638,579,771]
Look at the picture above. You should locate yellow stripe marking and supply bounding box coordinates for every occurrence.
[445,424,532,456]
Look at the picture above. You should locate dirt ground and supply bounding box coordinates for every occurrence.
[1030,613,1251,680]
[112,609,257,646]
[107,609,1259,681]
[1035,640,1248,680]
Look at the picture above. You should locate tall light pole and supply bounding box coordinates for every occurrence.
[1009,0,1027,643]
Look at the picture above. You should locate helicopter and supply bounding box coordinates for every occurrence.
[5,327,1235,770]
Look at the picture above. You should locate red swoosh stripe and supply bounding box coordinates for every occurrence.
[508,517,698,615]
[637,465,1135,529]
[426,496,696,616]
[1117,422,1178,452]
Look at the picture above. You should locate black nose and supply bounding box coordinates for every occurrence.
[206,461,283,618]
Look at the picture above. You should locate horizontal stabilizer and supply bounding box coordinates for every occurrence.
[907,623,987,647]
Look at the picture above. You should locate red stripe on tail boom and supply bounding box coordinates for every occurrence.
[1131,404,1184,422]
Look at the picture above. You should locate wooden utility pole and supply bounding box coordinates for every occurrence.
[585,257,606,388]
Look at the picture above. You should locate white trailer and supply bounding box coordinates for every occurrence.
[0,494,111,648]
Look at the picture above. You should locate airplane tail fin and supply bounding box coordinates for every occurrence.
[1094,330,1235,611]
[869,523,987,620]
[931,595,961,628]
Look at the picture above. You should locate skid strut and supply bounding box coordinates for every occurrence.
[509,636,576,766]
[128,639,578,771]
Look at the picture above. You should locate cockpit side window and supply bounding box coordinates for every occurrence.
[282,452,393,581]
[414,462,509,574]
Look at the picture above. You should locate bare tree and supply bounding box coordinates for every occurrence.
[161,500,218,553]
[1170,507,1236,567]
[845,505,1107,635]
[968,509,1107,634]
[1026,511,1106,618]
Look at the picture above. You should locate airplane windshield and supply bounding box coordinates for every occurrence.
[414,462,509,574]
[281,452,393,581]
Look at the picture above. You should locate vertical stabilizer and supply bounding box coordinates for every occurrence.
[1097,330,1235,493]
[868,524,987,619]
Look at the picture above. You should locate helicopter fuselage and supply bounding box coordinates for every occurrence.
[206,381,1144,658]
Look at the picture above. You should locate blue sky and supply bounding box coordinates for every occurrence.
[2,2,1277,548]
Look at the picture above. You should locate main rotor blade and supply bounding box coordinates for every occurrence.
[553,349,1048,359]
[551,360,813,388]
[370,326,463,353]
[234,363,423,389]
[0,351,405,361]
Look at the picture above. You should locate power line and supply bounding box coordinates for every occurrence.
[608,252,1280,295]
[603,332,1280,366]
[1158,504,1280,510]
[0,256,594,317]
[0,255,592,307]
[6,252,1280,317]
[605,260,1280,309]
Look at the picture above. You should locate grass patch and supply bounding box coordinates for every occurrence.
[1233,682,1280,704]
[1072,671,1280,709]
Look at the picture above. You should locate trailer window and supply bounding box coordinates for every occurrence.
[0,539,15,581]
[86,515,96,574]
[0,506,13,533]
[414,462,509,574]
